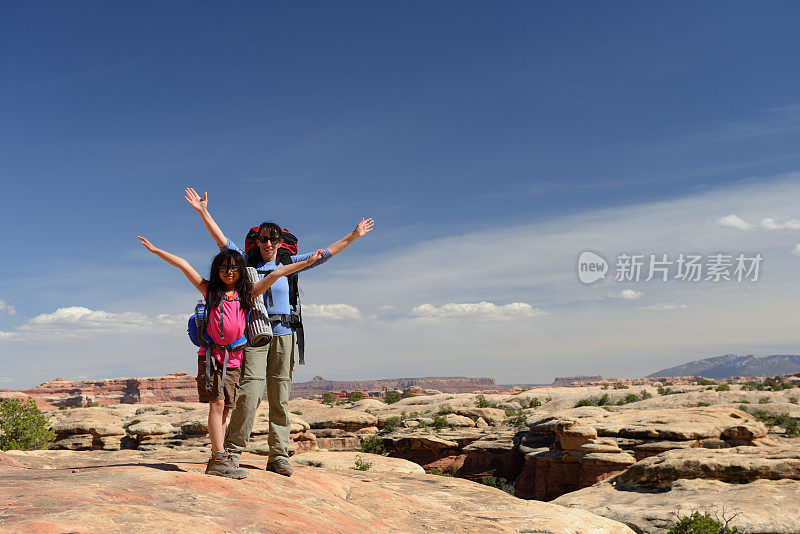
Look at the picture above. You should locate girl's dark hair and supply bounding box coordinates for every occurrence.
[246,221,289,267]
[206,249,254,312]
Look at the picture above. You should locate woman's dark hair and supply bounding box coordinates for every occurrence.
[246,221,288,267]
[206,249,254,312]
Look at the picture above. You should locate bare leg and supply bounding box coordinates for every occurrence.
[207,400,226,452]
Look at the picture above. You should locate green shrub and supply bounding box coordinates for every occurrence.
[348,391,364,403]
[745,409,799,438]
[789,397,798,405]
[742,381,762,391]
[658,386,673,396]
[432,414,449,429]
[429,467,455,477]
[545,397,552,402]
[505,408,528,428]
[381,416,401,432]
[715,384,731,392]
[353,456,372,471]
[640,390,653,400]
[696,379,714,386]
[291,410,303,415]
[598,393,611,406]
[528,397,542,408]
[696,402,711,407]
[758,397,771,404]
[664,382,674,386]
[475,395,490,408]
[321,392,337,405]
[622,393,639,404]
[159,410,170,415]
[0,399,56,451]
[575,399,593,407]
[85,402,100,407]
[383,391,402,404]
[361,435,386,454]
[58,406,68,410]
[480,475,515,495]
[613,383,629,390]
[667,511,739,534]
[437,404,454,415]
[601,383,609,390]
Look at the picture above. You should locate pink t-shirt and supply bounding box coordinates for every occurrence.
[198,294,247,368]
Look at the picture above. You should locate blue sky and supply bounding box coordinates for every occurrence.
[3,1,800,389]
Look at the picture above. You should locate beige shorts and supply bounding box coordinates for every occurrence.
[196,356,241,409]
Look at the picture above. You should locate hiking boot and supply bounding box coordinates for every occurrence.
[226,451,241,469]
[266,457,293,477]
[205,451,247,479]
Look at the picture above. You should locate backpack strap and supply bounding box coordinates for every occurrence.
[203,292,244,391]
[257,263,306,364]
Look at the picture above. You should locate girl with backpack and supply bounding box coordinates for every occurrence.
[137,235,324,478]
[184,187,373,478]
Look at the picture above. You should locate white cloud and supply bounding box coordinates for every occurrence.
[761,218,800,230]
[640,303,689,311]
[410,302,547,320]
[3,306,186,341]
[716,214,753,230]
[611,289,643,300]
[379,305,397,311]
[0,300,16,315]
[303,304,362,320]
[0,376,11,383]
[792,244,800,257]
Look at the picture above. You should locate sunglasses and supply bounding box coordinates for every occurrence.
[218,266,240,274]
[256,235,281,244]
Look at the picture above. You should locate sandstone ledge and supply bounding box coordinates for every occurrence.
[1,449,633,534]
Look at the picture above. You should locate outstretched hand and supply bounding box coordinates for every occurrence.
[354,218,374,238]
[138,236,158,253]
[184,187,208,213]
[309,249,326,262]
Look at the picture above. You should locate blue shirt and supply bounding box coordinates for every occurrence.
[224,239,332,336]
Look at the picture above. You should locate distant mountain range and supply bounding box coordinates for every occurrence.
[647,354,800,379]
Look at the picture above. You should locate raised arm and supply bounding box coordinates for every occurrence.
[326,218,375,256]
[184,187,228,247]
[138,236,206,294]
[252,249,326,297]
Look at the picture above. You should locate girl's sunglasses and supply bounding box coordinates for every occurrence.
[257,235,281,244]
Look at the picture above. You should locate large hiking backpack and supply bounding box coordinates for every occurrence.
[244,226,307,365]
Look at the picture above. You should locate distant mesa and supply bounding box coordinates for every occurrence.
[1,374,500,408]
[648,354,800,379]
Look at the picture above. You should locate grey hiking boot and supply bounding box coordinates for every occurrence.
[205,451,247,479]
[226,451,241,469]
[266,457,293,477]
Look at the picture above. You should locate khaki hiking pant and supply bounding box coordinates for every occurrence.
[224,333,295,462]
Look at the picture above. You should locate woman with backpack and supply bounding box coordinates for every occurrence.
[137,236,323,478]
[184,187,374,478]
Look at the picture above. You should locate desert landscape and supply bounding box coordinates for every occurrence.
[2,359,799,533]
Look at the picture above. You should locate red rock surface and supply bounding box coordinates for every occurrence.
[0,449,635,533]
